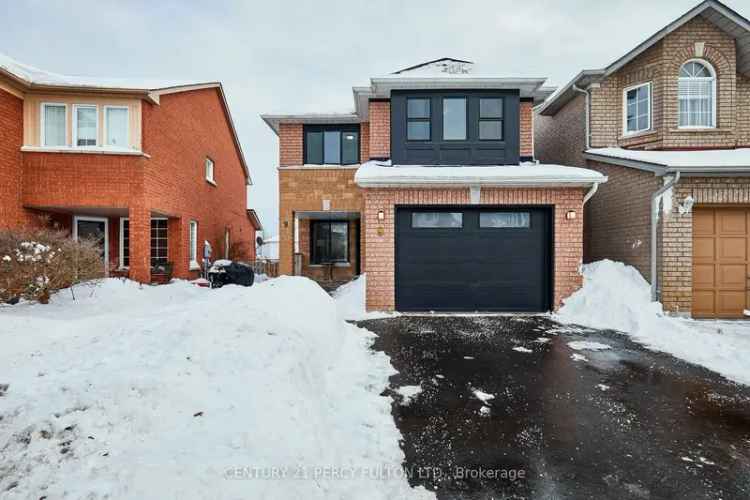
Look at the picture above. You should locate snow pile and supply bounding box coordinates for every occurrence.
[332,275,397,321]
[557,260,750,385]
[395,385,423,406]
[0,277,433,499]
[568,341,612,351]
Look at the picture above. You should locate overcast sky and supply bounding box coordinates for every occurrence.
[3,0,746,237]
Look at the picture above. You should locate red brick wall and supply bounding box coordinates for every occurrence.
[368,101,390,159]
[520,101,534,158]
[141,88,254,280]
[279,123,303,166]
[0,88,33,228]
[362,187,585,311]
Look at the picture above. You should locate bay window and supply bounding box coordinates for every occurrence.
[42,103,66,146]
[105,106,129,147]
[73,105,98,146]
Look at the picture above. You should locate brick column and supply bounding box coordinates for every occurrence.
[168,217,186,279]
[128,205,151,283]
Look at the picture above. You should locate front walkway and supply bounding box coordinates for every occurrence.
[361,315,750,499]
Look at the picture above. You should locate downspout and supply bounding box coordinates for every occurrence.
[650,171,681,301]
[582,182,599,205]
[572,84,590,149]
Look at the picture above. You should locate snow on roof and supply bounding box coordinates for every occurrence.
[585,147,750,172]
[354,160,606,188]
[0,51,208,91]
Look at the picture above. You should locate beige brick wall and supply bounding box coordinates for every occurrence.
[660,176,750,315]
[362,187,586,311]
[583,161,660,277]
[586,16,747,150]
[278,168,364,276]
[535,93,587,167]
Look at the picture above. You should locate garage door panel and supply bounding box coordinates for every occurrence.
[718,264,747,287]
[718,210,747,234]
[693,237,716,260]
[692,207,749,318]
[693,209,715,235]
[396,207,551,312]
[718,237,747,260]
[692,290,716,316]
[693,264,716,288]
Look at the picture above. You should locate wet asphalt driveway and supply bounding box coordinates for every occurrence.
[358,315,750,500]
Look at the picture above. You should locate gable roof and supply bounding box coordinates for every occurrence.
[0,51,251,184]
[537,0,750,116]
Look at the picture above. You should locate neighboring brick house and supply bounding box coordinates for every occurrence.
[263,58,606,312]
[535,0,750,318]
[0,52,257,283]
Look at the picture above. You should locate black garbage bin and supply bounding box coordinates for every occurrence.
[208,261,255,288]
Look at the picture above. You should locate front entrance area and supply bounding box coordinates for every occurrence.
[395,206,552,312]
[692,207,749,318]
[73,216,108,268]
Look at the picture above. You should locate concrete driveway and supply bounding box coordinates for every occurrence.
[359,315,750,500]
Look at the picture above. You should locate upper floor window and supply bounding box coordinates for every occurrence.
[205,157,215,184]
[304,125,359,165]
[479,98,503,140]
[105,106,129,147]
[623,82,651,135]
[678,60,716,128]
[407,98,431,141]
[42,103,66,147]
[442,97,467,140]
[73,105,98,146]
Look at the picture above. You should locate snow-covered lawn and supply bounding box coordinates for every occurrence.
[0,277,432,499]
[556,260,750,385]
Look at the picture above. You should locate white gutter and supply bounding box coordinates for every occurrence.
[572,84,590,149]
[582,182,599,205]
[650,171,681,301]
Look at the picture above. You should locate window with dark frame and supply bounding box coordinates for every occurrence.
[310,221,348,264]
[120,219,130,268]
[407,98,431,141]
[479,98,503,140]
[304,126,359,165]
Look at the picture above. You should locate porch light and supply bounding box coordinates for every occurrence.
[377,210,385,221]
[566,210,577,220]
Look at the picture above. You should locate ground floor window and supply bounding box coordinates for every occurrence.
[310,221,348,264]
[189,220,198,267]
[119,217,169,269]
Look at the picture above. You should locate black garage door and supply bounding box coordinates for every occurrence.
[395,207,552,312]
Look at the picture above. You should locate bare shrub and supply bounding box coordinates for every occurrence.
[0,226,105,304]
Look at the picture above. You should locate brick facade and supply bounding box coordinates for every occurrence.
[659,176,750,315]
[519,100,534,158]
[2,84,254,283]
[368,101,390,159]
[277,167,363,277]
[0,88,35,228]
[362,187,585,311]
[534,12,750,318]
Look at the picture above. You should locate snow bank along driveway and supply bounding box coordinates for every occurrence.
[0,278,433,499]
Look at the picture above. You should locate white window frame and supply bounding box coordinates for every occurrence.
[40,102,68,147]
[205,157,215,185]
[119,217,129,269]
[622,82,652,136]
[103,105,130,148]
[73,215,109,272]
[72,104,99,147]
[224,228,230,260]
[189,220,199,270]
[678,59,717,130]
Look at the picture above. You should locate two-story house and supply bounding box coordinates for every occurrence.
[0,52,258,284]
[263,58,606,312]
[536,0,750,319]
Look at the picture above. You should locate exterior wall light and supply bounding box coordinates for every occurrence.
[566,210,577,220]
[377,210,385,221]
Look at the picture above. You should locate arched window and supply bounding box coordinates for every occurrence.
[678,60,716,128]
